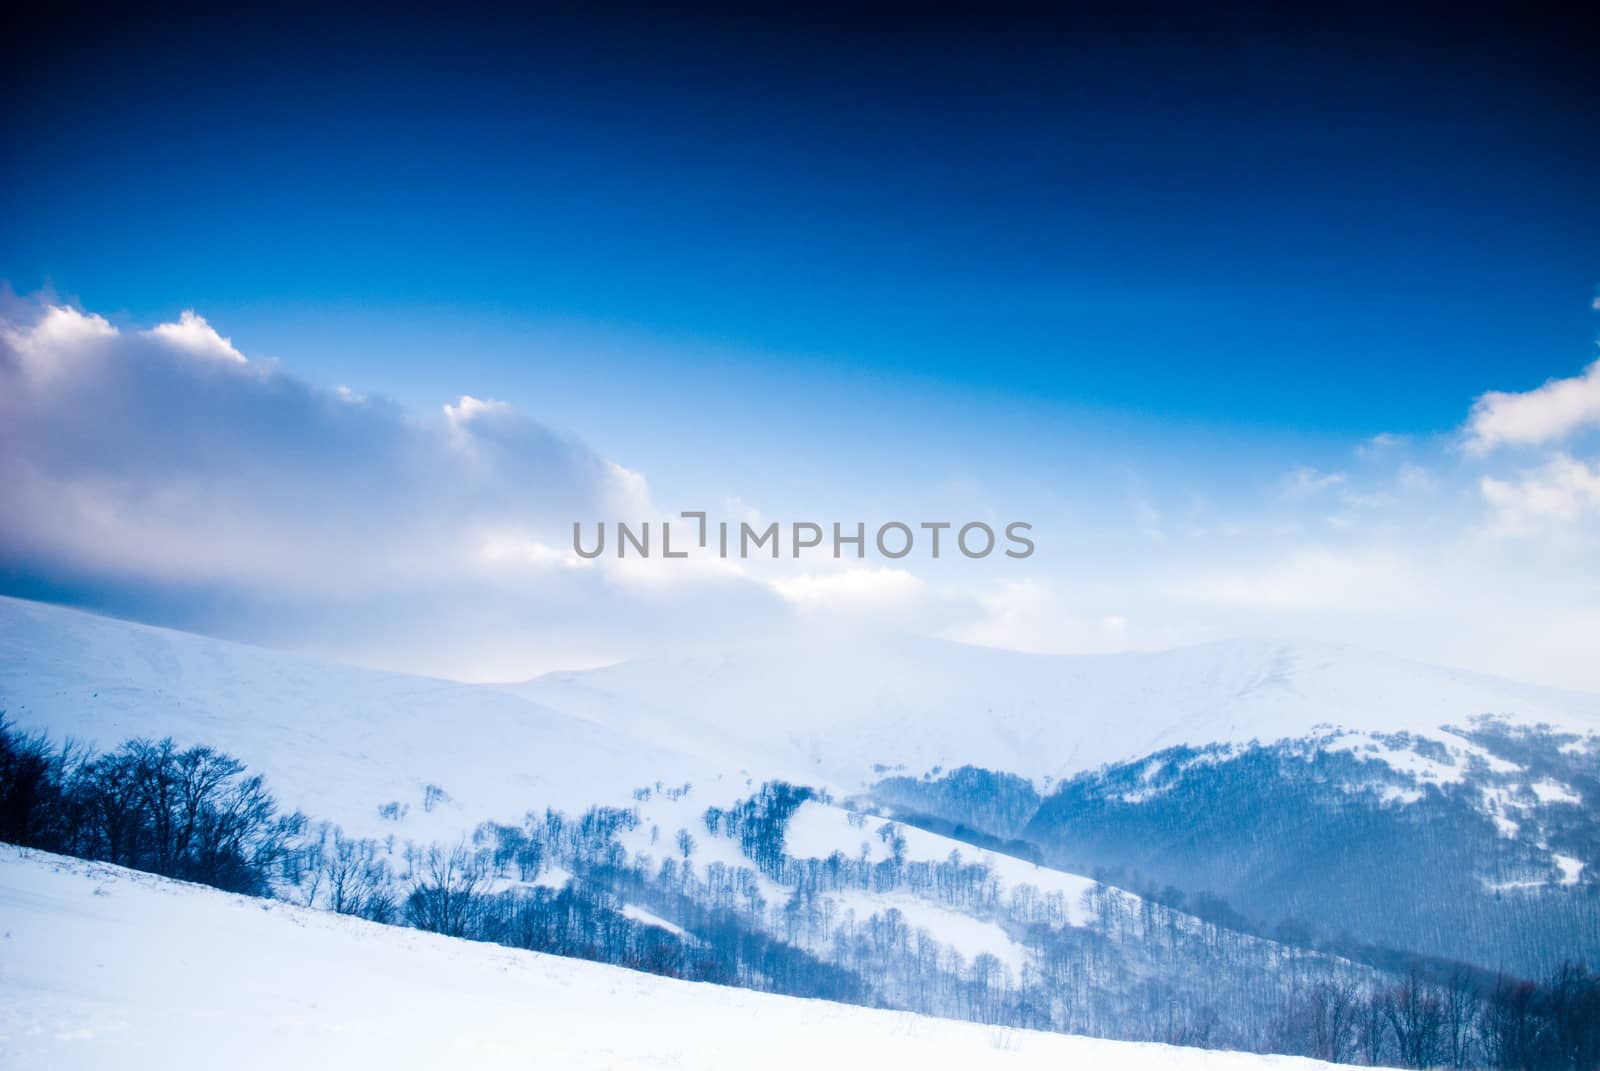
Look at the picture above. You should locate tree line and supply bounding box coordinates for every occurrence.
[1270,967,1600,1070]
[0,715,298,894]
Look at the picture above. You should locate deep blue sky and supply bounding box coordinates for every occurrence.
[5,7,1600,685]
[5,7,1596,505]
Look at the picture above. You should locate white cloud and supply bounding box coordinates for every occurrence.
[1,305,116,384]
[1396,463,1432,493]
[1280,466,1346,500]
[1480,453,1600,534]
[0,298,760,677]
[443,393,511,429]
[142,310,247,363]
[607,462,652,514]
[1355,432,1406,459]
[601,549,748,592]
[768,567,925,611]
[1173,547,1419,613]
[1464,357,1600,454]
[944,577,1155,656]
[474,532,593,570]
[0,303,642,591]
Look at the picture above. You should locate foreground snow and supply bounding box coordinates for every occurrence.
[0,847,1344,1071]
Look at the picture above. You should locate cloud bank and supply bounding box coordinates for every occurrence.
[0,299,977,679]
[0,305,643,594]
[0,301,797,677]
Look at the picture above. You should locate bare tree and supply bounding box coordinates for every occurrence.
[1279,980,1361,1064]
[1438,968,1480,1069]
[1484,975,1546,1071]
[1357,983,1391,1066]
[422,783,451,813]
[1384,970,1446,1069]
[1547,961,1600,1071]
[325,830,394,921]
[405,841,489,937]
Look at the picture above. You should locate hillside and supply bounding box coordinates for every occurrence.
[8,596,1598,830]
[0,595,720,839]
[0,846,1349,1071]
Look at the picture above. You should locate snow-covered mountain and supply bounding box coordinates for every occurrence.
[9,595,1597,828]
[0,846,1349,1071]
[505,614,1600,976]
[513,630,1600,790]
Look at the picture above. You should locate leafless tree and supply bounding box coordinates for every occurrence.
[405,841,489,937]
[1384,969,1446,1069]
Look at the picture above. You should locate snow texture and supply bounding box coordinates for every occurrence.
[0,846,1350,1071]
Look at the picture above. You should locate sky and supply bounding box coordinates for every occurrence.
[4,8,1599,687]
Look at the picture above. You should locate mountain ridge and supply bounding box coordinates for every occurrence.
[7,595,1599,810]
[511,629,1600,788]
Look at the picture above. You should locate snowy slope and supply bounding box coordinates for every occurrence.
[6,595,1598,826]
[616,791,1104,976]
[0,595,1139,979]
[0,596,721,839]
[0,846,1353,1071]
[786,799,1100,925]
[514,632,1600,788]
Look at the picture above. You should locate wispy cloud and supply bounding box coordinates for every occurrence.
[1480,453,1600,534]
[1279,466,1346,500]
[1355,432,1406,460]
